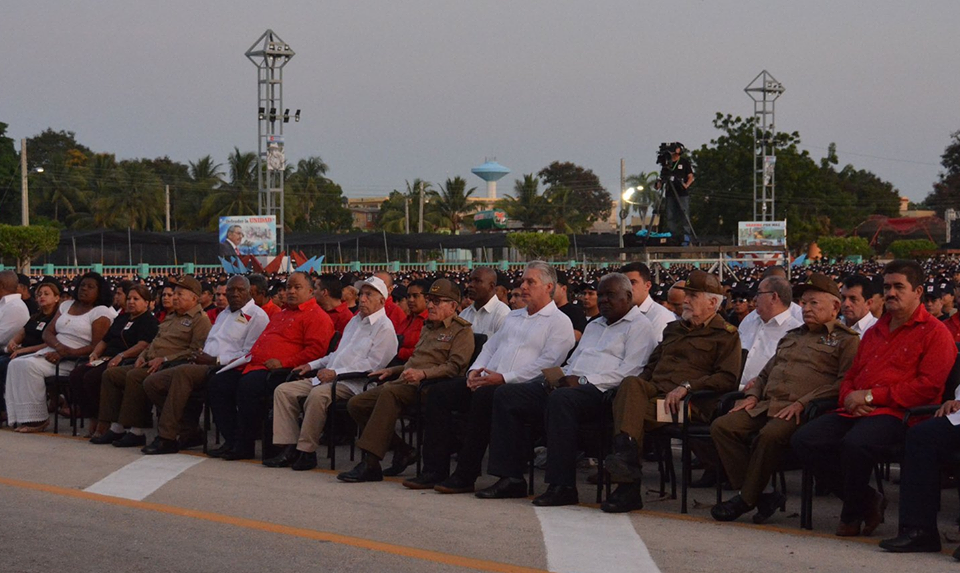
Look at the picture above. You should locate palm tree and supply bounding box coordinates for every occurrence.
[101,161,165,230]
[543,185,588,233]
[376,179,441,233]
[199,148,258,227]
[497,174,544,229]
[624,171,663,226]
[173,155,224,229]
[288,156,330,228]
[33,155,89,223]
[434,176,477,234]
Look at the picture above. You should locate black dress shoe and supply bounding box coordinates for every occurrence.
[475,477,528,499]
[753,491,787,524]
[112,432,147,448]
[600,482,644,513]
[141,436,180,455]
[90,430,125,445]
[604,433,642,483]
[689,468,717,488]
[382,447,419,477]
[207,442,235,458]
[291,451,318,471]
[711,494,755,522]
[402,472,447,490]
[533,485,579,507]
[263,445,299,468]
[177,431,205,451]
[337,461,384,483]
[434,474,475,494]
[879,528,942,553]
[221,445,256,461]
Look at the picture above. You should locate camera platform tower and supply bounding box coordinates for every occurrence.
[744,70,785,222]
[246,29,295,254]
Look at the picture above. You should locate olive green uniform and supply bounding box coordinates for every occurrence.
[612,313,741,445]
[710,319,859,505]
[348,315,475,460]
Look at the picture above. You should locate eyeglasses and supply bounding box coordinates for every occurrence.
[732,297,748,303]
[755,291,775,296]
[425,296,450,305]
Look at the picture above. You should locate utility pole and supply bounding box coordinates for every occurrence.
[165,185,171,231]
[418,181,425,234]
[619,158,626,261]
[20,139,29,227]
[404,197,410,234]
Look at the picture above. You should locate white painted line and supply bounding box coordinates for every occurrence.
[84,455,205,501]
[535,506,660,573]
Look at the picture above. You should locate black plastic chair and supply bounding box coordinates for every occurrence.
[44,357,82,435]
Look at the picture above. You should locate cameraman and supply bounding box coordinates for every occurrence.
[655,143,695,242]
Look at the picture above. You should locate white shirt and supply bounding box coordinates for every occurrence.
[638,295,676,342]
[848,313,878,339]
[739,307,803,387]
[0,293,30,348]
[309,307,398,393]
[564,306,657,392]
[459,296,511,337]
[205,299,269,367]
[470,300,575,384]
[946,383,960,426]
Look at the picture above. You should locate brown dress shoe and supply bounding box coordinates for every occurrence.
[835,521,862,537]
[862,491,888,536]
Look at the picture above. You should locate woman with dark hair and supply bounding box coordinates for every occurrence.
[155,284,175,323]
[5,272,116,432]
[70,283,159,438]
[0,280,61,420]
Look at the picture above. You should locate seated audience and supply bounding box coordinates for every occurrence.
[791,260,956,537]
[314,273,352,334]
[619,262,676,341]
[248,273,280,319]
[1,279,60,418]
[554,271,587,342]
[602,270,741,513]
[840,274,879,338]
[738,276,802,389]
[0,270,31,349]
[578,280,600,321]
[710,273,859,522]
[394,280,429,361]
[459,267,510,337]
[264,276,396,471]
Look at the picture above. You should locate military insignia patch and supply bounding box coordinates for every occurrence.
[437,334,453,342]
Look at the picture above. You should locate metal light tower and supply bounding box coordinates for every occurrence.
[745,70,784,221]
[246,30,294,254]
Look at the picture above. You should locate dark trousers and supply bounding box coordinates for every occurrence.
[235,370,274,448]
[791,412,904,524]
[68,361,110,419]
[899,416,960,531]
[488,381,603,487]
[0,354,11,412]
[207,369,244,445]
[664,189,691,239]
[421,378,497,481]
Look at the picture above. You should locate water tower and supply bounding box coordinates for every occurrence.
[471,160,510,200]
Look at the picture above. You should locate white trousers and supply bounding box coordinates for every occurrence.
[5,353,76,425]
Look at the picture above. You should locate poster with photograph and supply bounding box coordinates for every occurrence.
[738,221,787,247]
[218,216,277,256]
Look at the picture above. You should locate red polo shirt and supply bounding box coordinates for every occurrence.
[243,298,334,373]
[395,309,429,362]
[325,301,353,334]
[839,303,956,421]
[945,313,960,342]
[384,298,408,332]
[259,299,281,320]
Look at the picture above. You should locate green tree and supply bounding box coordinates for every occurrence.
[0,224,60,271]
[543,185,588,233]
[537,161,613,231]
[26,128,93,171]
[434,176,477,234]
[178,155,224,230]
[31,151,90,224]
[497,174,545,229]
[887,239,939,259]
[815,236,874,260]
[199,147,258,227]
[506,232,570,260]
[287,156,330,229]
[0,122,19,224]
[377,179,441,233]
[922,130,960,217]
[99,161,165,230]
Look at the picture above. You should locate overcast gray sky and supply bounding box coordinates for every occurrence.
[2,1,958,204]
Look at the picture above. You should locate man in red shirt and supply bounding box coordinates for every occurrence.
[249,274,281,319]
[315,273,352,335]
[375,271,408,331]
[792,260,956,537]
[208,271,334,460]
[395,280,429,361]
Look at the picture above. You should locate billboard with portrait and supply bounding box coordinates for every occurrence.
[218,215,277,257]
[738,221,787,247]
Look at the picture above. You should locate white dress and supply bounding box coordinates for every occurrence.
[5,301,117,425]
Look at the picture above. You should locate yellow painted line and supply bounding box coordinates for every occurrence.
[0,475,549,573]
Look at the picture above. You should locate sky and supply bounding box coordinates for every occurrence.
[2,1,958,205]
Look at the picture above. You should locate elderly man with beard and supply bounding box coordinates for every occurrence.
[601,270,741,513]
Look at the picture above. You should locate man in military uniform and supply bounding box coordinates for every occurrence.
[94,276,212,448]
[602,270,741,513]
[337,279,475,483]
[710,273,859,523]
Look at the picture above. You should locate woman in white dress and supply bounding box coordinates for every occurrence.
[5,272,116,432]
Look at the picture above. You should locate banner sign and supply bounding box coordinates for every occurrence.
[738,221,787,247]
[218,215,277,256]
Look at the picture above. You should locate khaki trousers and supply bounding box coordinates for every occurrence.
[348,381,420,460]
[273,379,356,453]
[99,365,152,429]
[143,364,213,440]
[611,376,667,445]
[710,409,799,506]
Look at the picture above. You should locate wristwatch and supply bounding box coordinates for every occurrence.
[865,390,874,405]
[681,381,693,391]
[578,376,588,386]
